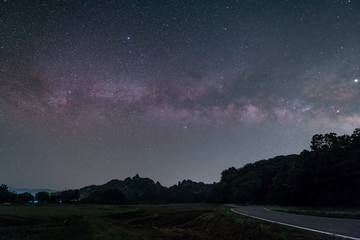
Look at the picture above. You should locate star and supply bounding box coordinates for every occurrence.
[1,0,360,190]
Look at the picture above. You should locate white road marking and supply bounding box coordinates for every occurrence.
[231,208,360,240]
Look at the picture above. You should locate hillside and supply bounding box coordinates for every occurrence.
[209,129,360,207]
[2,129,360,207]
[80,174,212,204]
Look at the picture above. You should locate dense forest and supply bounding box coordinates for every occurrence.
[1,129,359,207]
[209,128,360,207]
[79,175,212,204]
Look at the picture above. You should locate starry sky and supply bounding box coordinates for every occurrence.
[1,0,359,190]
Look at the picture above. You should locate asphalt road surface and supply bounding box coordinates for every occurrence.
[231,205,360,240]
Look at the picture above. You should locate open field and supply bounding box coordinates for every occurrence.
[267,205,360,219]
[0,204,343,240]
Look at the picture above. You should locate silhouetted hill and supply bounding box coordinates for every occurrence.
[80,174,165,203]
[78,128,360,207]
[3,128,359,207]
[207,128,360,207]
[80,174,213,204]
[206,154,297,203]
[169,179,213,203]
[266,129,360,207]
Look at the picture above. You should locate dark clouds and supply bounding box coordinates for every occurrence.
[0,0,359,189]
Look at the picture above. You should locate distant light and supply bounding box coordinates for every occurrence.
[354,79,359,83]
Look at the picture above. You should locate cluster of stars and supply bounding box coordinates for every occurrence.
[0,0,359,189]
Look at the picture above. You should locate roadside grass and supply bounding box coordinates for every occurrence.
[267,205,360,219]
[218,206,341,240]
[0,204,345,240]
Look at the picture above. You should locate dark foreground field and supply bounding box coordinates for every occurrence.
[0,204,342,240]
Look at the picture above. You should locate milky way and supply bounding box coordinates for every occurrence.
[1,1,359,189]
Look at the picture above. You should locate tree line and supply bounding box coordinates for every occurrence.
[1,128,359,207]
[0,184,35,203]
[80,174,212,204]
[0,185,80,204]
[208,128,360,207]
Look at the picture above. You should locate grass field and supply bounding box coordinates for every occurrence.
[267,205,360,219]
[0,204,343,240]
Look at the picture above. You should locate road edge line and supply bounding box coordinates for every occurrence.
[230,208,360,240]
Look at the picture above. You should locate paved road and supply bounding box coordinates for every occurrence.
[231,205,360,240]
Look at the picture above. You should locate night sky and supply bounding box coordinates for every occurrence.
[1,0,359,190]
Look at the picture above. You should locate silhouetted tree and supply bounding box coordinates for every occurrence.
[0,184,11,203]
[61,190,79,203]
[268,129,360,207]
[35,191,50,203]
[16,192,35,203]
[49,193,61,203]
[220,167,238,183]
[208,155,297,204]
[169,180,211,203]
[76,129,360,207]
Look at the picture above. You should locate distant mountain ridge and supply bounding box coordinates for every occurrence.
[5,129,359,207]
[8,186,59,196]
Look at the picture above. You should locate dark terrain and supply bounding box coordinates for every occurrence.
[0,204,344,240]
